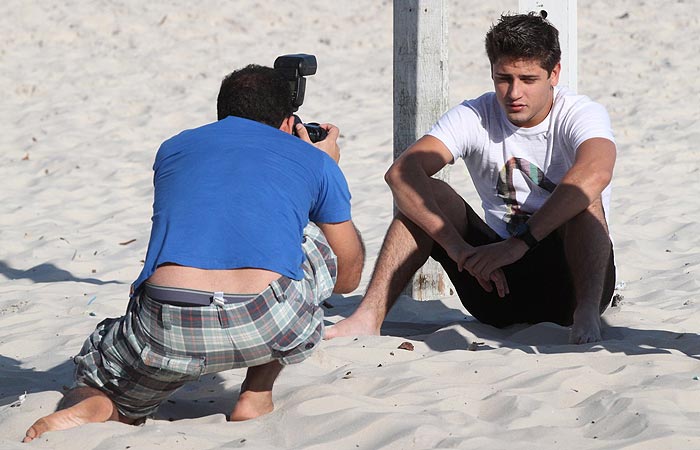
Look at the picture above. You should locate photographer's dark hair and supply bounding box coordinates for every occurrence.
[217,65,293,127]
[485,12,561,75]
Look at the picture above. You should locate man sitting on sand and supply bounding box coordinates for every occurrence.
[326,12,616,344]
[24,64,364,442]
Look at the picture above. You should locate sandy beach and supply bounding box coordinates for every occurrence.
[2,0,700,448]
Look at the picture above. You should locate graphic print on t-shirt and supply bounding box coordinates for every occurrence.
[497,157,556,235]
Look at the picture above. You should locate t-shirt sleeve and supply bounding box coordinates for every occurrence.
[309,155,352,224]
[565,98,616,151]
[427,102,482,163]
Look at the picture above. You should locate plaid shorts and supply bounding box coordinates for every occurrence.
[73,223,336,419]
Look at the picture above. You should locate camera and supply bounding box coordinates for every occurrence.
[273,53,328,143]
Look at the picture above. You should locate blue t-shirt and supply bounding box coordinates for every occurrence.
[131,116,352,295]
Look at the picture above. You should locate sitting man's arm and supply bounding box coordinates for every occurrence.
[527,137,616,240]
[386,135,509,296]
[317,221,365,293]
[465,137,617,279]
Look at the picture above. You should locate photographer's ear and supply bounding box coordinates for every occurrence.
[279,116,296,135]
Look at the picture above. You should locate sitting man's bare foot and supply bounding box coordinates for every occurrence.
[324,308,382,340]
[230,390,274,421]
[569,308,602,344]
[23,393,118,443]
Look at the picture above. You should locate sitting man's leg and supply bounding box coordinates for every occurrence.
[559,198,616,344]
[433,197,614,341]
[325,179,470,338]
[432,223,576,328]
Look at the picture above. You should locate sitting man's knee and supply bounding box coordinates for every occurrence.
[558,197,609,239]
[586,197,606,216]
[428,178,458,201]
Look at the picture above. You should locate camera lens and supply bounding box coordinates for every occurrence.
[304,123,328,143]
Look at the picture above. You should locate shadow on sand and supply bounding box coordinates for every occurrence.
[323,296,700,360]
[0,260,123,285]
[0,355,75,406]
[0,354,238,420]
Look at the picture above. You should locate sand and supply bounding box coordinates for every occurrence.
[2,0,700,448]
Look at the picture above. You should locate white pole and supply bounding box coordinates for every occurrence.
[394,0,450,300]
[519,0,578,92]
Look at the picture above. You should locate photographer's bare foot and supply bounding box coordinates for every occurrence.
[230,390,274,421]
[23,393,118,443]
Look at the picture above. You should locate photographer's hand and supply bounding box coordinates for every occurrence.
[296,123,341,163]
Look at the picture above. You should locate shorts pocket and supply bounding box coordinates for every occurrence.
[269,302,320,352]
[78,317,130,383]
[139,345,205,382]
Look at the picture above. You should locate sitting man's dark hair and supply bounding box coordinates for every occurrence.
[485,12,561,75]
[217,64,293,127]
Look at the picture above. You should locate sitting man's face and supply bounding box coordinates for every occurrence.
[491,57,560,128]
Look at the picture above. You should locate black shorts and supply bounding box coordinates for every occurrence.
[430,215,616,328]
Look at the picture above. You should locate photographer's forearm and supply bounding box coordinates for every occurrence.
[317,220,365,294]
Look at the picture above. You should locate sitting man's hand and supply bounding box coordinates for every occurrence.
[296,122,341,163]
[463,240,527,280]
[447,242,510,298]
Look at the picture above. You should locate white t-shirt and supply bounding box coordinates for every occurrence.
[428,87,615,238]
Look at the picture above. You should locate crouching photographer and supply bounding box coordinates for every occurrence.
[23,56,364,441]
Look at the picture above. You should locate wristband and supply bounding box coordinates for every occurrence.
[512,222,538,249]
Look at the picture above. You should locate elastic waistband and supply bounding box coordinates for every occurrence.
[143,283,255,307]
